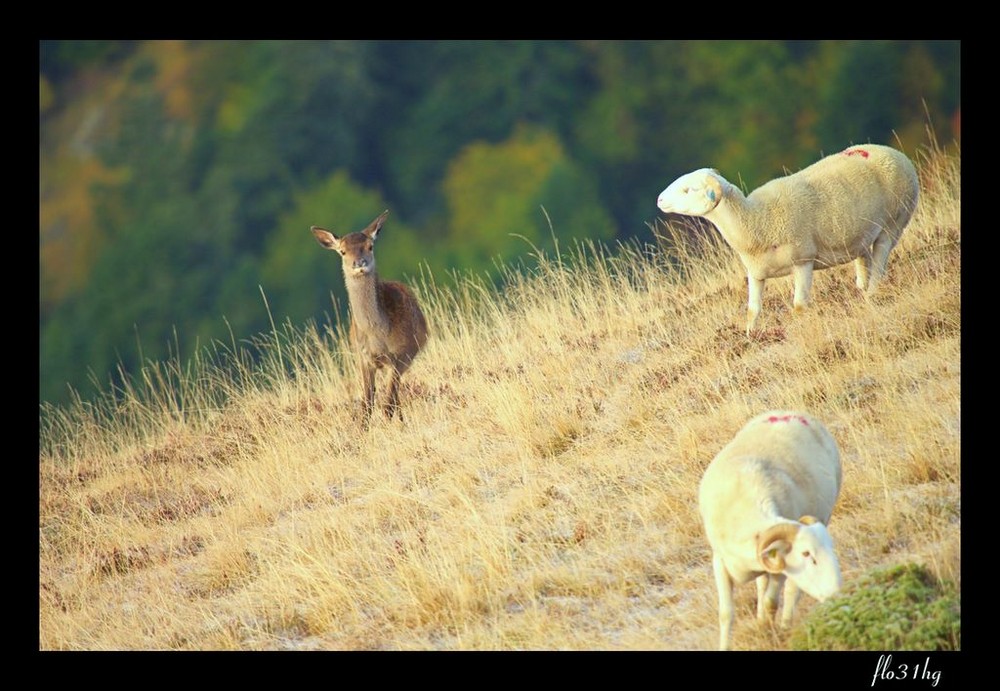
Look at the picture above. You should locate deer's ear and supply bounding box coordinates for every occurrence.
[311,226,340,250]
[364,210,390,242]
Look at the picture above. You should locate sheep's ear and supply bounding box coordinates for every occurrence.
[312,226,340,250]
[363,210,390,241]
[760,540,791,573]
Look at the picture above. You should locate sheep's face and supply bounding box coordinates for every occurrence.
[657,168,725,217]
[781,522,842,601]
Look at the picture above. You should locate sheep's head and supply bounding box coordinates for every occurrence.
[657,168,726,217]
[758,517,842,602]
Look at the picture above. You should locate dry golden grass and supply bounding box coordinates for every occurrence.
[39,140,960,650]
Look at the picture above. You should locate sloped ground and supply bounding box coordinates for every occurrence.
[39,144,960,650]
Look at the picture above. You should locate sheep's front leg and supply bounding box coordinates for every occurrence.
[791,261,814,312]
[712,553,735,650]
[780,578,801,629]
[746,275,765,334]
[756,573,781,623]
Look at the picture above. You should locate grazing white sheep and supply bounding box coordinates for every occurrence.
[657,145,919,332]
[698,410,843,650]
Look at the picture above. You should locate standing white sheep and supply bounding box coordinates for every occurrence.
[698,410,843,650]
[657,145,920,332]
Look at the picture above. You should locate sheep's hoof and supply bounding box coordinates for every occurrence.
[757,605,779,623]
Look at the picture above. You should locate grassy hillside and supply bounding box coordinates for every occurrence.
[39,141,960,651]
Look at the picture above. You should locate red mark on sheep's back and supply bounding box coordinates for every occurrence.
[843,148,869,158]
[766,414,809,426]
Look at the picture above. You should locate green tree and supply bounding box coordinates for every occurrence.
[41,62,246,404]
[816,41,906,152]
[372,40,592,229]
[442,124,615,271]
[259,170,425,329]
[570,41,706,237]
[40,40,134,81]
[572,41,817,233]
[197,41,380,253]
[38,40,962,407]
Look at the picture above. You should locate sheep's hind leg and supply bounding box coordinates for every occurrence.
[866,231,898,295]
[854,253,872,291]
[791,261,814,313]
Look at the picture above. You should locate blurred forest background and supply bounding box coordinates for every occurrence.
[39,40,961,407]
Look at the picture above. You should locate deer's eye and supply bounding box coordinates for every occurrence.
[339,250,346,256]
[802,551,811,558]
[366,244,373,251]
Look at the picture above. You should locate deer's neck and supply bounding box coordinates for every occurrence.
[344,272,390,335]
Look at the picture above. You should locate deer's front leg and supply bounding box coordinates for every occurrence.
[360,360,376,426]
[384,367,403,421]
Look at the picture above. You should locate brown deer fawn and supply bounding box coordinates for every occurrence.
[311,210,429,425]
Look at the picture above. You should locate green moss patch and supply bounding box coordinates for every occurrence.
[789,563,960,651]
